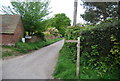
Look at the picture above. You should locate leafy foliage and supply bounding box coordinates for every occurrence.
[55,19,120,79]
[50,13,71,36]
[80,20,120,79]
[1,1,50,36]
[110,37,120,65]
[81,19,119,56]
[44,27,61,36]
[81,2,118,24]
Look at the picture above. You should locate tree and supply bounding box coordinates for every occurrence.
[50,13,71,36]
[44,27,61,37]
[81,2,118,24]
[0,0,50,36]
[81,9,100,24]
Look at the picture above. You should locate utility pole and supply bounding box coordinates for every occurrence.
[73,0,78,26]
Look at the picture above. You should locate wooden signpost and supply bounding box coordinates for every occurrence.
[66,37,80,78]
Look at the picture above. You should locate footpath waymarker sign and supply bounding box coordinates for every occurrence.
[66,40,78,43]
[76,37,80,78]
[66,37,80,78]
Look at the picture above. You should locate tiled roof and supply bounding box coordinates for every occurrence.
[0,15,21,34]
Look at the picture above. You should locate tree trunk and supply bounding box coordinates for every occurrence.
[118,1,120,19]
[102,4,107,20]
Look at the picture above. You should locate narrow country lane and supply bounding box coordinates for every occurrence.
[2,39,64,79]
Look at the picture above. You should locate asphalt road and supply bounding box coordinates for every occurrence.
[2,39,64,79]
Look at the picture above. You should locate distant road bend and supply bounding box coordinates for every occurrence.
[2,39,64,79]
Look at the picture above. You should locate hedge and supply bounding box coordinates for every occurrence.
[81,20,120,57]
[64,19,120,79]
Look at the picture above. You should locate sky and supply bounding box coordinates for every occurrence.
[0,0,85,25]
[49,0,85,24]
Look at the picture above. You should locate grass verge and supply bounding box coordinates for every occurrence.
[54,43,76,79]
[2,38,62,58]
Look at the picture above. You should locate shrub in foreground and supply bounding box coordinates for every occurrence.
[55,19,120,79]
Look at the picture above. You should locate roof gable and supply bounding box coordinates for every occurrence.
[0,15,21,34]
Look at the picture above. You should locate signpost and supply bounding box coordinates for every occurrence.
[66,37,80,78]
[76,37,80,78]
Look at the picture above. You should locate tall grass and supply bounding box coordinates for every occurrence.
[2,38,62,57]
[54,43,76,79]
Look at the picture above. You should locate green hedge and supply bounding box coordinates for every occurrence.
[62,19,120,79]
[81,20,120,57]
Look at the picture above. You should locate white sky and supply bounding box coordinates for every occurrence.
[0,0,85,25]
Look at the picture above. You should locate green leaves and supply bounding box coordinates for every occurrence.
[1,1,50,36]
[81,2,118,24]
[50,13,71,36]
[110,40,120,65]
[64,19,120,79]
[91,45,98,49]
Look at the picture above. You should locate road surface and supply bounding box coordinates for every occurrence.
[2,39,64,79]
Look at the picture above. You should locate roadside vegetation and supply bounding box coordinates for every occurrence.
[54,43,76,79]
[1,1,71,37]
[1,1,68,59]
[54,19,120,79]
[1,0,120,80]
[2,38,62,58]
[54,1,120,79]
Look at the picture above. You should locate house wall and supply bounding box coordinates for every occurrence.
[0,25,23,46]
[13,17,24,43]
[0,17,24,46]
[0,34,14,46]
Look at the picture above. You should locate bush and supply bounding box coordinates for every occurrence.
[56,19,120,79]
[80,20,120,77]
[81,20,120,57]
